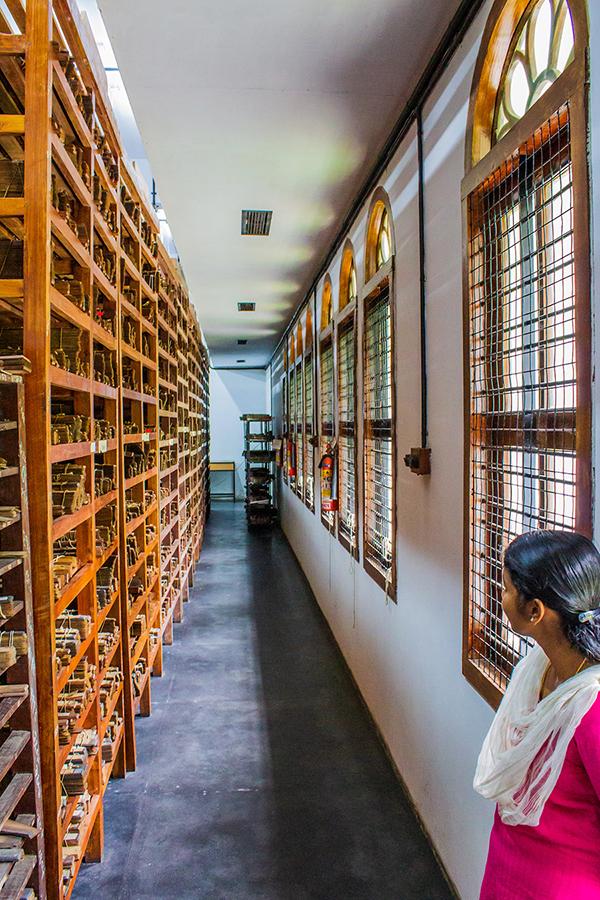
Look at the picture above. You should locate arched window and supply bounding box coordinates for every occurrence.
[296,323,304,499]
[365,191,394,283]
[288,335,297,488]
[363,190,396,596]
[282,346,289,483]
[376,209,392,270]
[320,279,333,330]
[495,0,574,141]
[319,276,335,531]
[463,0,590,706]
[337,241,358,555]
[339,242,358,311]
[304,308,315,512]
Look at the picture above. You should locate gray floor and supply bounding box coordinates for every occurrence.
[75,501,452,900]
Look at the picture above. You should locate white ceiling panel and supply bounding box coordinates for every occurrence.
[97,0,463,366]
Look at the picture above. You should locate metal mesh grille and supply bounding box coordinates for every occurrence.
[467,104,578,690]
[320,340,334,435]
[320,338,335,525]
[282,374,288,482]
[296,360,304,496]
[338,319,356,547]
[304,353,314,509]
[364,287,393,574]
[289,367,296,487]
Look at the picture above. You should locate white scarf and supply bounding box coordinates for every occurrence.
[474,644,600,826]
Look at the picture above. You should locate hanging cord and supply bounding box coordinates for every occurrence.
[352,554,357,629]
[417,107,429,450]
[328,523,333,594]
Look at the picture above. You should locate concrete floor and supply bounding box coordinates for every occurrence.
[75,501,453,899]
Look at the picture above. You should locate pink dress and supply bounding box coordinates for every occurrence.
[480,694,600,899]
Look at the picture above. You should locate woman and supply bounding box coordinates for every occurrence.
[475,530,600,899]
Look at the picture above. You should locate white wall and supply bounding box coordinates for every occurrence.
[209,368,270,498]
[271,2,600,898]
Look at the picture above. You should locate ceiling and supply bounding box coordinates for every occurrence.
[95,0,463,367]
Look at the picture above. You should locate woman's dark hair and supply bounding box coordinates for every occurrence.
[504,531,600,660]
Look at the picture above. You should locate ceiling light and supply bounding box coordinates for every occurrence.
[241,210,272,236]
[237,302,256,312]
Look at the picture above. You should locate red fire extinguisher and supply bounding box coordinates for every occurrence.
[288,436,296,479]
[319,442,338,512]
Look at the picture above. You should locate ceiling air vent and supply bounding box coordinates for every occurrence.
[237,302,256,312]
[237,339,248,345]
[236,359,246,363]
[241,209,272,236]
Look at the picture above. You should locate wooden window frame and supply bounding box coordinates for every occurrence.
[304,348,316,513]
[288,359,297,491]
[361,258,396,598]
[462,0,591,709]
[282,368,288,484]
[295,355,304,501]
[319,322,336,533]
[337,301,359,558]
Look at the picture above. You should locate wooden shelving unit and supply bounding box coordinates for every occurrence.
[157,249,182,646]
[242,415,277,527]
[176,284,192,603]
[186,310,204,580]
[199,342,211,530]
[116,160,162,770]
[0,3,211,897]
[0,371,46,899]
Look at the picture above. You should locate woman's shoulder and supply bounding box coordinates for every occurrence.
[575,690,600,745]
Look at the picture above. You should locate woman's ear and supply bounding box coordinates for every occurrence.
[527,599,545,626]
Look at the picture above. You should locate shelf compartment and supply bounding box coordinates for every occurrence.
[56,630,95,694]
[0,773,33,830]
[0,854,37,900]
[52,61,93,149]
[52,503,92,541]
[0,731,30,782]
[0,693,28,730]
[55,563,94,618]
[101,722,124,789]
[99,683,123,743]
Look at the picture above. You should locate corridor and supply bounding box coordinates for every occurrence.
[75,502,452,899]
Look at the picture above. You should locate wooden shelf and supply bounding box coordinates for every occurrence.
[0,731,30,782]
[10,8,211,898]
[51,211,91,270]
[0,773,33,830]
[63,794,101,900]
[97,589,120,630]
[54,564,94,617]
[49,440,93,464]
[93,264,118,303]
[97,638,121,684]
[101,723,124,788]
[0,556,23,578]
[56,631,95,693]
[124,467,158,491]
[0,693,28,730]
[50,134,92,208]
[52,503,93,541]
[99,683,123,742]
[0,854,37,899]
[50,285,91,332]
[52,60,93,148]
[57,694,97,771]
